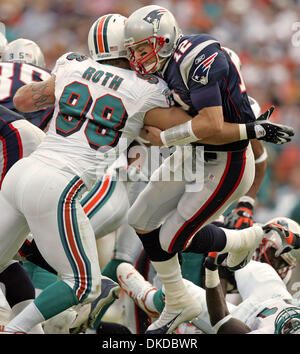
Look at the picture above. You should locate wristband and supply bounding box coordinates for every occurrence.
[212,314,233,333]
[238,196,255,208]
[239,124,248,140]
[160,120,199,147]
[205,268,220,288]
[255,147,268,164]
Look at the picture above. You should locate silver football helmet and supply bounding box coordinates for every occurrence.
[124,5,182,74]
[254,217,299,284]
[88,14,128,62]
[274,307,300,334]
[2,38,45,68]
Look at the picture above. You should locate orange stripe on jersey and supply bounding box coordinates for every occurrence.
[83,174,111,215]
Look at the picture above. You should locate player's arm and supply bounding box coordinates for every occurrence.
[246,139,267,199]
[204,253,251,334]
[13,75,56,113]
[143,103,240,144]
[143,104,293,147]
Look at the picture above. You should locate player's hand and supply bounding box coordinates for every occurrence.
[262,222,300,256]
[223,201,254,229]
[204,252,227,271]
[246,106,294,144]
[140,125,163,146]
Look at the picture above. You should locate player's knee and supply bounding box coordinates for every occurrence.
[160,237,172,253]
[76,275,101,305]
[86,277,102,303]
[127,207,140,228]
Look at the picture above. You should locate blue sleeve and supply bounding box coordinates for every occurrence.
[190,82,222,111]
[188,43,229,90]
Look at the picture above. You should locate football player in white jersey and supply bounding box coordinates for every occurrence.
[201,226,300,335]
[0,13,213,334]
[221,48,268,230]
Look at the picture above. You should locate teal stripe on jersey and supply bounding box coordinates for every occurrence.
[57,176,91,302]
[86,179,116,220]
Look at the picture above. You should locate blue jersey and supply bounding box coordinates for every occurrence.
[0,61,54,131]
[162,34,256,151]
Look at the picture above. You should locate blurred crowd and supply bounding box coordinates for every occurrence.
[0,0,300,222]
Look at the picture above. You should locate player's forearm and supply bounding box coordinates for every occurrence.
[244,140,267,199]
[14,76,55,113]
[200,121,241,145]
[160,106,224,146]
[205,267,230,326]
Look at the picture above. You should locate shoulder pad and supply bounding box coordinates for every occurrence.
[178,37,220,88]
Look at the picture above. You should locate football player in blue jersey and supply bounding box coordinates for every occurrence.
[0,38,54,333]
[124,5,295,334]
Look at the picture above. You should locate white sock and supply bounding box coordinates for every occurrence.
[5,302,45,333]
[221,225,263,253]
[10,300,45,334]
[152,254,197,309]
[143,288,157,313]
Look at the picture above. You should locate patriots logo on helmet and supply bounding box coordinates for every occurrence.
[192,52,218,85]
[143,8,167,27]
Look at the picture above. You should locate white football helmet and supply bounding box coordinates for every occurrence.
[2,38,45,68]
[254,217,299,284]
[124,5,182,74]
[88,14,128,62]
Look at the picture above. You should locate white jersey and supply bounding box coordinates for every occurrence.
[232,261,300,334]
[32,52,172,188]
[247,296,300,334]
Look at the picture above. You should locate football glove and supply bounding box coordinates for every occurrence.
[204,252,227,271]
[246,106,294,144]
[224,201,254,229]
[263,222,300,256]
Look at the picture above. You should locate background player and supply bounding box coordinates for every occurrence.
[0,38,54,334]
[116,216,300,334]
